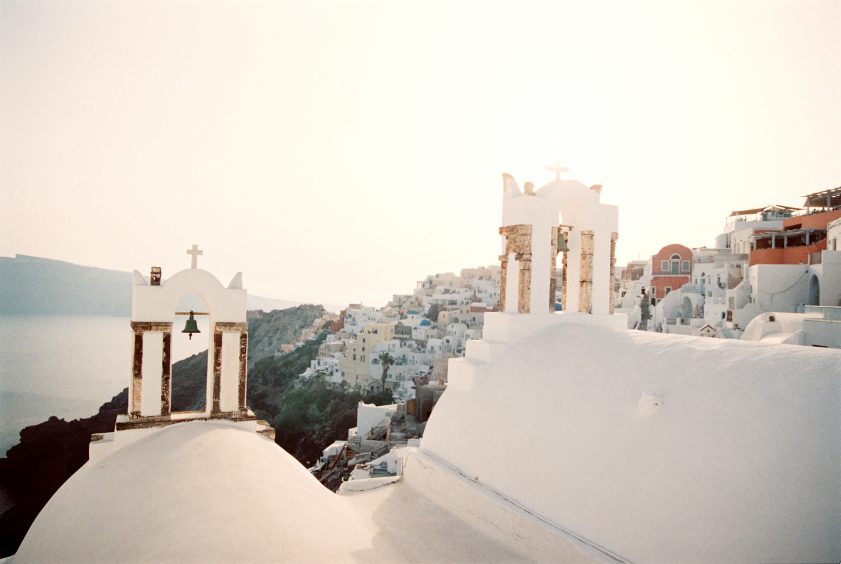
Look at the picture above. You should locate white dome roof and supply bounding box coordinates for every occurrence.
[15,421,385,563]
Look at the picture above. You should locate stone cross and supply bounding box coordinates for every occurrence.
[187,244,203,269]
[546,161,569,181]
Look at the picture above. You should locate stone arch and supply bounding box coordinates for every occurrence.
[170,291,211,412]
[807,274,820,306]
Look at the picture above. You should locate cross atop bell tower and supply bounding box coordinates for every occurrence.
[186,244,203,269]
[546,161,569,181]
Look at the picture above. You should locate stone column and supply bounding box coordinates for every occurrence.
[130,327,143,418]
[609,232,619,315]
[517,253,532,313]
[549,227,559,311]
[212,329,223,415]
[129,321,172,419]
[238,331,248,413]
[561,251,569,312]
[499,224,533,314]
[160,331,171,416]
[498,254,509,312]
[579,230,594,314]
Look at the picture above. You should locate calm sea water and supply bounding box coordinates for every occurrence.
[0,314,209,456]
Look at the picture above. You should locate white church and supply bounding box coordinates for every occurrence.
[11,170,841,563]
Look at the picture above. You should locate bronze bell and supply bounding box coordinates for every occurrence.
[182,310,200,340]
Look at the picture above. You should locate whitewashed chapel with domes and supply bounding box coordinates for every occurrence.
[12,172,841,563]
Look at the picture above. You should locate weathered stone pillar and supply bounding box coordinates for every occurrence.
[129,321,172,418]
[609,232,619,315]
[517,253,532,313]
[549,227,559,311]
[212,329,223,415]
[561,250,569,312]
[238,331,248,413]
[161,331,171,416]
[131,328,143,418]
[552,225,572,312]
[499,224,534,314]
[498,254,509,312]
[579,230,594,314]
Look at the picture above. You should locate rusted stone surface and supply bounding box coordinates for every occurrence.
[499,224,534,313]
[212,330,222,415]
[115,411,255,431]
[498,254,509,311]
[517,254,532,313]
[579,230,594,314]
[561,250,569,312]
[609,232,619,315]
[128,322,173,418]
[215,322,247,332]
[550,227,558,311]
[161,332,171,416]
[131,331,143,417]
[150,266,161,286]
[238,332,248,412]
[130,321,173,333]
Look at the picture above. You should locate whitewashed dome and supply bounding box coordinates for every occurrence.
[14,421,384,563]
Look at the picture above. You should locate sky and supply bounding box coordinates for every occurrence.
[1,0,839,307]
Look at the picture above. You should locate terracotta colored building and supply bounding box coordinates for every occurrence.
[650,243,693,300]
[749,188,841,266]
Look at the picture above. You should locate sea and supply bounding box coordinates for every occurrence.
[0,314,209,456]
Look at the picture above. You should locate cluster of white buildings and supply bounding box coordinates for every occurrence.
[615,186,841,348]
[298,267,499,398]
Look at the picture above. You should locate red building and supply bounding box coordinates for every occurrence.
[749,187,841,266]
[650,243,693,300]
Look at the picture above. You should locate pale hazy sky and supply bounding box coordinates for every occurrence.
[2,0,839,306]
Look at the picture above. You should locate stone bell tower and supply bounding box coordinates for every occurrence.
[116,245,255,430]
[498,166,619,317]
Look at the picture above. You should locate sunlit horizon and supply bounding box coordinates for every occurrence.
[2,0,839,307]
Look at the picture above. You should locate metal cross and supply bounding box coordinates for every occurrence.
[186,244,203,269]
[546,161,569,181]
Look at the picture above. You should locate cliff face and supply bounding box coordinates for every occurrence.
[0,305,327,558]
[0,389,127,557]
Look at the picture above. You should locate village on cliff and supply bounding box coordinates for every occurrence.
[11,170,841,563]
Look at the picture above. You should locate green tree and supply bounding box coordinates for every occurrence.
[426,303,442,324]
[378,351,394,391]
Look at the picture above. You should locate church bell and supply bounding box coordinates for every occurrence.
[182,311,200,340]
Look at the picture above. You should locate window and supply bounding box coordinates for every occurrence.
[660,260,669,271]
[681,260,690,272]
[665,287,672,295]
[670,254,681,274]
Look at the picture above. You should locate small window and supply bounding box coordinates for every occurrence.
[665,287,672,295]
[660,260,669,271]
[681,260,690,272]
[768,315,776,322]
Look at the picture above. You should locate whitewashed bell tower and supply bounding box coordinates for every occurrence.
[498,166,619,316]
[116,245,254,430]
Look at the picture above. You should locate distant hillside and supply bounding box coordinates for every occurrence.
[0,255,131,315]
[0,255,298,315]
